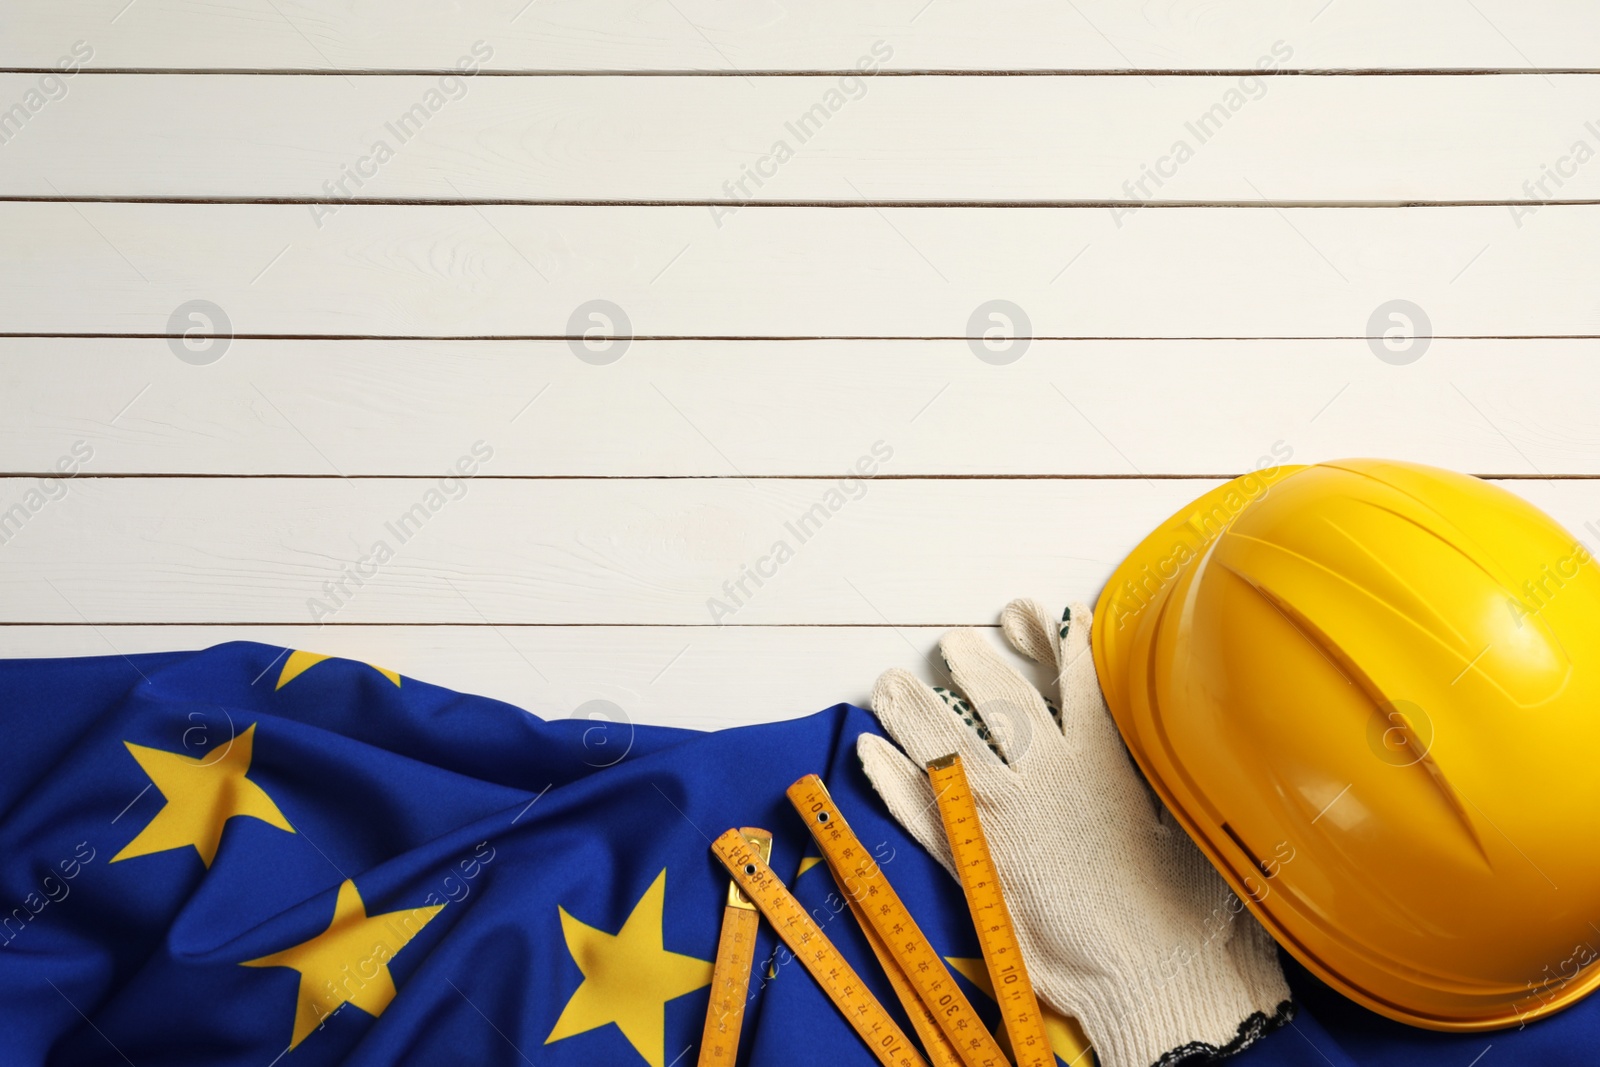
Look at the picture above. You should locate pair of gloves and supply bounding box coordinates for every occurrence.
[859,600,1292,1067]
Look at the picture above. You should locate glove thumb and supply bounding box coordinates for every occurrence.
[1000,597,1063,671]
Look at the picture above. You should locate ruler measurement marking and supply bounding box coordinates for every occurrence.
[928,756,1054,1067]
[787,775,1008,1067]
[698,828,771,1067]
[711,828,927,1067]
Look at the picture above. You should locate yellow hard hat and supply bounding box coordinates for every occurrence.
[1093,458,1600,1031]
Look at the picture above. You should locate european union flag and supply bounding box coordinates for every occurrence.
[0,644,1596,1065]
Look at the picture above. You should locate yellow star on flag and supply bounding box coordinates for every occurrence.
[276,650,402,690]
[242,879,444,1050]
[546,869,713,1067]
[113,723,293,867]
[946,956,1094,1065]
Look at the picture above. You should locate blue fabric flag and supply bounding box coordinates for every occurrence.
[0,643,1591,1066]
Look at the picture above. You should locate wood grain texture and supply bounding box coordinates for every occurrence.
[2,476,1595,626]
[7,3,1600,740]
[0,624,957,729]
[6,73,1598,201]
[1,337,1593,476]
[2,203,1594,337]
[5,0,1594,71]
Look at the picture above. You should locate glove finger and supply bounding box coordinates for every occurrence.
[939,628,1056,767]
[856,733,955,877]
[1000,597,1062,672]
[870,666,1001,773]
[1059,601,1166,826]
[1059,602,1118,740]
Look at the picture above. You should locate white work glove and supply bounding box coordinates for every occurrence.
[859,600,1292,1067]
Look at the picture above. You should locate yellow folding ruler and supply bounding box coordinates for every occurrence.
[698,828,772,1067]
[711,827,927,1067]
[704,756,1079,1066]
[823,857,967,1067]
[926,755,1054,1067]
[787,772,1010,1067]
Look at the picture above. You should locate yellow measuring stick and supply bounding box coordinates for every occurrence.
[710,828,928,1067]
[928,754,1054,1067]
[698,828,771,1067]
[787,775,1008,1067]
[820,850,966,1067]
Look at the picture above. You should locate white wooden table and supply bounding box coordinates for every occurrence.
[2,2,1595,730]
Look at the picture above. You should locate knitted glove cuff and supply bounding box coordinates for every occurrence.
[1064,940,1294,1067]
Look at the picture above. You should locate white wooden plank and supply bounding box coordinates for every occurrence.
[2,203,1594,337]
[4,0,1594,71]
[0,624,959,730]
[7,74,1600,201]
[3,337,1597,476]
[1,477,1595,625]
